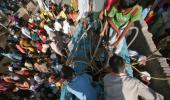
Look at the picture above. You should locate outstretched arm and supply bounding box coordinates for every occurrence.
[107,17,120,37]
[100,20,108,37]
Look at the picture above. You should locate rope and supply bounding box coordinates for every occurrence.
[95,26,139,74]
[66,19,170,81]
[87,20,106,72]
[73,61,93,68]
[127,27,139,48]
[129,42,170,80]
[66,20,98,66]
[131,56,170,66]
[66,26,89,65]
[91,20,103,61]
[94,57,170,81]
[131,64,170,81]
[147,57,170,61]
[73,60,99,72]
[94,41,170,80]
[147,47,162,59]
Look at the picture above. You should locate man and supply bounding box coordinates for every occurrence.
[104,54,164,100]
[60,66,97,100]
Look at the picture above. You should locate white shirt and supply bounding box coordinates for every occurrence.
[104,73,164,100]
[44,25,53,33]
[50,41,63,56]
[42,44,50,53]
[54,20,62,31]
[21,27,31,39]
[76,0,89,21]
[44,25,56,40]
[63,20,70,34]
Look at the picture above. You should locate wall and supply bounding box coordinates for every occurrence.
[129,20,170,99]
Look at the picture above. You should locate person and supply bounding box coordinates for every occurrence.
[54,19,62,31]
[0,78,14,93]
[99,0,119,20]
[19,38,35,53]
[62,19,71,35]
[71,0,78,12]
[0,47,23,62]
[34,59,49,73]
[156,3,169,19]
[21,26,32,39]
[144,9,156,25]
[100,0,142,76]
[76,0,92,22]
[43,21,56,41]
[148,3,170,36]
[103,54,164,100]
[57,4,68,19]
[60,66,97,100]
[141,1,153,19]
[37,0,49,11]
[50,40,63,57]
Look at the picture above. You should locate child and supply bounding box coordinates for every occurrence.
[100,0,142,76]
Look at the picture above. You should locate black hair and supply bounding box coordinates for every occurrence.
[63,4,71,14]
[163,3,170,11]
[0,47,4,51]
[67,18,74,25]
[61,66,74,80]
[109,54,125,73]
[63,4,69,9]
[118,0,138,9]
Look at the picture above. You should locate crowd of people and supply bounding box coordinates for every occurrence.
[0,0,166,100]
[142,0,170,65]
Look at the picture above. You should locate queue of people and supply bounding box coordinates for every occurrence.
[0,0,164,100]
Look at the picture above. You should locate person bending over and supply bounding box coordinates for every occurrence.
[104,54,164,100]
